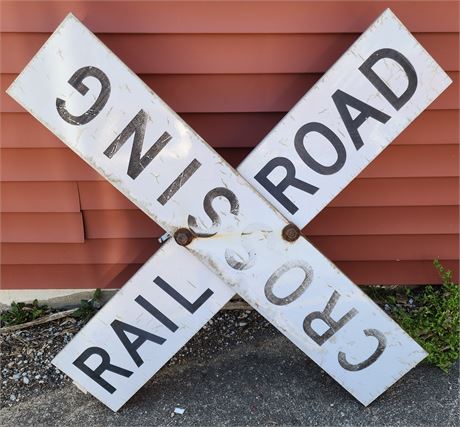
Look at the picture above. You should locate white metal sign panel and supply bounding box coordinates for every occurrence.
[6,10,450,409]
[239,9,452,227]
[52,241,233,411]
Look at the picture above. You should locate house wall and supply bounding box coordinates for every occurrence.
[1,0,459,295]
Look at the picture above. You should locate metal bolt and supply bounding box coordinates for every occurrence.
[158,232,171,244]
[282,223,301,242]
[174,228,194,246]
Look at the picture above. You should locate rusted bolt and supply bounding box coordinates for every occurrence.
[282,223,301,242]
[174,228,194,246]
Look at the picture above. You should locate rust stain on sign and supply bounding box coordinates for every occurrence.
[6,9,451,411]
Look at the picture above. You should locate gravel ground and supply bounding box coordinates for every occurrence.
[1,294,458,426]
[0,310,458,426]
[0,309,270,409]
[1,317,83,407]
[0,284,425,409]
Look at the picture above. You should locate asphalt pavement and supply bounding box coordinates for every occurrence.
[1,311,458,426]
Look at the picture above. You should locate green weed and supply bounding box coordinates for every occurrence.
[72,288,103,323]
[368,260,459,372]
[0,299,50,327]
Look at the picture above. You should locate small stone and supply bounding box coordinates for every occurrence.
[10,394,16,401]
[35,375,41,380]
[13,373,21,380]
[23,377,30,385]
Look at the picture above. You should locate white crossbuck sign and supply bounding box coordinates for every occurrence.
[7,9,451,411]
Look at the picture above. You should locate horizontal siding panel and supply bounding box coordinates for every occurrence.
[3,72,458,113]
[1,0,457,291]
[78,177,459,211]
[1,239,159,265]
[396,110,459,146]
[83,210,163,239]
[336,260,459,285]
[357,145,459,178]
[79,181,137,210]
[0,182,80,212]
[311,235,459,262]
[304,206,459,236]
[329,177,459,207]
[2,235,458,265]
[2,260,457,289]
[1,263,142,289]
[2,32,458,74]
[1,110,458,149]
[1,212,84,243]
[0,148,101,181]
[1,113,66,149]
[1,1,458,33]
[81,206,458,239]
[1,145,457,182]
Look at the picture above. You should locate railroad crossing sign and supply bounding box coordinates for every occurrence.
[7,9,451,412]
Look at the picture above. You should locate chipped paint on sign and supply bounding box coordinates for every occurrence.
[6,9,451,411]
[53,241,233,411]
[239,10,452,227]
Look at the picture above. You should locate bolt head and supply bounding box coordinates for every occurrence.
[174,228,194,246]
[282,223,300,242]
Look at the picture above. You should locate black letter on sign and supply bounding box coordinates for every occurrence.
[111,320,166,367]
[332,89,391,150]
[254,157,319,215]
[359,48,418,111]
[73,347,133,394]
[294,122,347,175]
[264,261,313,306]
[103,109,172,179]
[303,290,358,345]
[338,328,387,371]
[152,276,214,313]
[135,295,179,332]
[188,187,239,237]
[157,159,202,206]
[56,66,111,126]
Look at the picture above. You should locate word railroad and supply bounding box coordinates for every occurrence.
[7,9,451,412]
